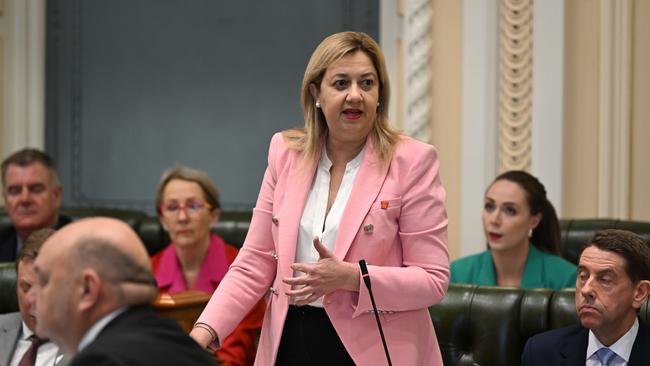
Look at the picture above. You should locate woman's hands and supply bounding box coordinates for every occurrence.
[283,237,360,305]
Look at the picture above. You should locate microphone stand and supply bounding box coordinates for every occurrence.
[358,259,392,366]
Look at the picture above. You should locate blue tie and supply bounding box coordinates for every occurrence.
[596,347,617,366]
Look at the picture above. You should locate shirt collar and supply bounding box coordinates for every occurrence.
[586,317,639,364]
[478,250,498,285]
[519,244,546,288]
[481,245,543,287]
[319,144,366,172]
[20,321,34,341]
[155,244,184,290]
[77,307,127,353]
[154,233,229,294]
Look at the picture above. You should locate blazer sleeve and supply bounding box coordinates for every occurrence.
[196,133,282,342]
[353,142,450,316]
[215,245,266,366]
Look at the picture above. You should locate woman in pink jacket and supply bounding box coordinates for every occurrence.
[190,31,449,366]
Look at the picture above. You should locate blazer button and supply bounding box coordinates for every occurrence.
[272,215,279,225]
[269,287,279,295]
[363,224,374,233]
[270,251,279,261]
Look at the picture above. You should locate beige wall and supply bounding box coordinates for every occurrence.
[563,0,649,220]
[0,1,5,205]
[430,0,463,259]
[631,0,650,220]
[562,1,600,218]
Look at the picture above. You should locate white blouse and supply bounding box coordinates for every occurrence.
[293,146,365,307]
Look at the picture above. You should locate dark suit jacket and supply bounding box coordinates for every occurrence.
[0,215,71,262]
[69,305,219,366]
[521,319,650,365]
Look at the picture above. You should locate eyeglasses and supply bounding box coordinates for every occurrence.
[159,200,212,217]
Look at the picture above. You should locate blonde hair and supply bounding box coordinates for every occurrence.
[283,31,399,165]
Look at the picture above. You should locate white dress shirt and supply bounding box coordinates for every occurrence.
[585,317,638,366]
[293,146,365,307]
[10,322,60,366]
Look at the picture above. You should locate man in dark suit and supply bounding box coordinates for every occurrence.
[522,229,650,365]
[28,217,219,366]
[1,149,70,262]
[0,228,66,366]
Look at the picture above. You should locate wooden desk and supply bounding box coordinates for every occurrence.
[153,290,212,333]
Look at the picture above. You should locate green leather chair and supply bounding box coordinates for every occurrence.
[430,284,649,366]
[0,262,17,314]
[137,211,252,255]
[59,206,148,232]
[559,219,650,264]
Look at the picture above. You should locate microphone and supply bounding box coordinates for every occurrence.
[358,259,392,366]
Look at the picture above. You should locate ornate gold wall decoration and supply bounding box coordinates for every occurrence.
[499,0,533,172]
[403,0,433,142]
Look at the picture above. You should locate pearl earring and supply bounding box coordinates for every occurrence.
[528,228,533,238]
[315,101,321,108]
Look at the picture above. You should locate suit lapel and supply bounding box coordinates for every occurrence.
[559,325,589,366]
[0,313,23,366]
[629,319,650,364]
[333,137,389,260]
[277,150,318,280]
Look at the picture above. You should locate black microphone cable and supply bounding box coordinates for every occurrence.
[358,259,392,366]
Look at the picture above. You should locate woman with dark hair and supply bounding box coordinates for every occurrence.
[451,170,576,289]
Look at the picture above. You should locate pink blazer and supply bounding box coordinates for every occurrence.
[197,132,449,365]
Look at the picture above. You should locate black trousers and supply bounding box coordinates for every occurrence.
[275,305,356,366]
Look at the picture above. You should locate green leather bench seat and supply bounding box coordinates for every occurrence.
[0,262,17,314]
[3,207,650,260]
[430,284,649,366]
[559,219,650,264]
[3,207,650,365]
[137,211,252,255]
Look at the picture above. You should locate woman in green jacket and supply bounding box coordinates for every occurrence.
[451,171,576,289]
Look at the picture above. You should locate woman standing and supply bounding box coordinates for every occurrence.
[191,32,449,365]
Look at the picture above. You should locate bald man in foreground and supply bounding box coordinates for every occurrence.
[28,217,219,366]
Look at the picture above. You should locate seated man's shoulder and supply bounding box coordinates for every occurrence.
[526,324,585,350]
[74,307,217,365]
[522,324,586,366]
[0,224,16,250]
[0,311,21,325]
